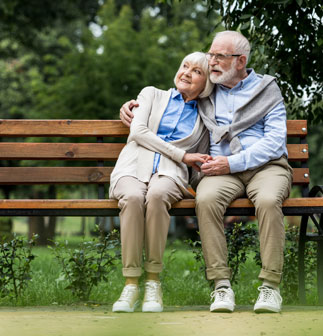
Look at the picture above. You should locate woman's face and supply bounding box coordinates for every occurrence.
[175,61,207,102]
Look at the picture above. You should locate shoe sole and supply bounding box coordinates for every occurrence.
[254,305,280,313]
[142,305,163,313]
[210,307,234,313]
[112,300,139,313]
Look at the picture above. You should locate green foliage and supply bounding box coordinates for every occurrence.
[0,0,100,49]
[226,221,258,283]
[162,0,323,123]
[186,222,317,303]
[186,222,258,284]
[0,234,38,300]
[50,229,121,301]
[283,226,316,304]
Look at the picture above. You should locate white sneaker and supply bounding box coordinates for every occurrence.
[210,287,235,312]
[254,286,282,313]
[142,280,163,312]
[112,284,139,312]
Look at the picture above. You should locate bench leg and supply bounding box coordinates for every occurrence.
[298,215,308,304]
[318,240,323,305]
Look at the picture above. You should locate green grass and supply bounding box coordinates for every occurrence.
[0,238,319,307]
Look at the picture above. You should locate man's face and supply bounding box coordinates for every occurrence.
[207,38,239,86]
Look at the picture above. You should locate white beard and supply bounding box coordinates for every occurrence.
[209,59,238,85]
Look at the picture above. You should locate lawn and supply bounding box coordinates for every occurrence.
[0,235,319,307]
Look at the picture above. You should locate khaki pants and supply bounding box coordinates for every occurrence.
[196,156,293,285]
[113,174,183,277]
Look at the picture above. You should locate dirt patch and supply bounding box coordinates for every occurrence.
[0,305,322,336]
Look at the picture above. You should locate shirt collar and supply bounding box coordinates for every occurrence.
[172,88,197,108]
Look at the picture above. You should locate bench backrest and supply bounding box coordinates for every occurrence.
[0,119,309,198]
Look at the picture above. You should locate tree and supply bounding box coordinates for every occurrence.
[0,0,100,50]
[162,0,323,123]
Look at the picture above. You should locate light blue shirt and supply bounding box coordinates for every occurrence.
[209,69,288,173]
[153,89,198,173]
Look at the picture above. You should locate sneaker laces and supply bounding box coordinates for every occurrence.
[257,286,282,304]
[145,281,160,302]
[119,285,137,302]
[210,287,231,302]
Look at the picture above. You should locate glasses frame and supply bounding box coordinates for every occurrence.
[206,53,242,61]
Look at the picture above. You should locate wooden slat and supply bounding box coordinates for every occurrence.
[0,120,130,137]
[0,119,306,137]
[0,167,113,184]
[0,167,310,185]
[293,168,310,185]
[0,143,308,162]
[286,144,309,161]
[0,197,322,209]
[0,143,125,160]
[286,120,307,137]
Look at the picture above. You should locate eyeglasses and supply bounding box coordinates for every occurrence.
[205,53,242,62]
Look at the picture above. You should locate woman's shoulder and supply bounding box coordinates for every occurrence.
[139,86,172,98]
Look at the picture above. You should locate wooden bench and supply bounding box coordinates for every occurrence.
[0,119,322,304]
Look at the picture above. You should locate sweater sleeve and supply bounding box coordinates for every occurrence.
[128,87,186,163]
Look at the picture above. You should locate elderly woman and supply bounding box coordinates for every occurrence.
[110,52,213,313]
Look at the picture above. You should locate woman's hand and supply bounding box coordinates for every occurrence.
[182,153,212,171]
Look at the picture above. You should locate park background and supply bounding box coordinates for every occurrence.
[0,0,322,309]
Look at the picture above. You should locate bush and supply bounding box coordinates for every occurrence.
[0,233,38,300]
[50,229,121,301]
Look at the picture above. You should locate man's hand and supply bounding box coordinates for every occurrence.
[120,100,138,127]
[182,153,212,171]
[201,156,230,175]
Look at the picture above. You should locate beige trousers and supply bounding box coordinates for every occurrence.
[196,156,293,285]
[113,174,184,277]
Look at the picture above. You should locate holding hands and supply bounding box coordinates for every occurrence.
[182,153,212,171]
[200,156,230,175]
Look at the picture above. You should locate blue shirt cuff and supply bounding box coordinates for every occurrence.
[227,153,245,174]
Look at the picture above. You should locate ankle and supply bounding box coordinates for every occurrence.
[146,272,160,282]
[262,280,279,290]
[215,279,231,289]
[125,277,139,286]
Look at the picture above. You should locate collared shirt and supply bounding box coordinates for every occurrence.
[153,89,198,173]
[209,69,288,173]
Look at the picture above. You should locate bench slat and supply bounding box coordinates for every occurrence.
[286,144,308,161]
[286,120,307,137]
[0,167,113,184]
[0,120,129,137]
[0,119,306,137]
[0,198,322,209]
[0,167,309,185]
[0,143,125,160]
[0,143,308,161]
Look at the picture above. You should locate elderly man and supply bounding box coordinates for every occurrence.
[119,30,293,313]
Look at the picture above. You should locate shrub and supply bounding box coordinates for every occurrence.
[0,233,38,300]
[50,229,120,301]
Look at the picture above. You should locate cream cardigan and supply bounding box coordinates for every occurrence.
[109,86,210,198]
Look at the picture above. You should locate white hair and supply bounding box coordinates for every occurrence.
[174,52,214,98]
[213,30,251,63]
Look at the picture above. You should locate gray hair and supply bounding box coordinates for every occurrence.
[213,31,251,63]
[174,52,214,99]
